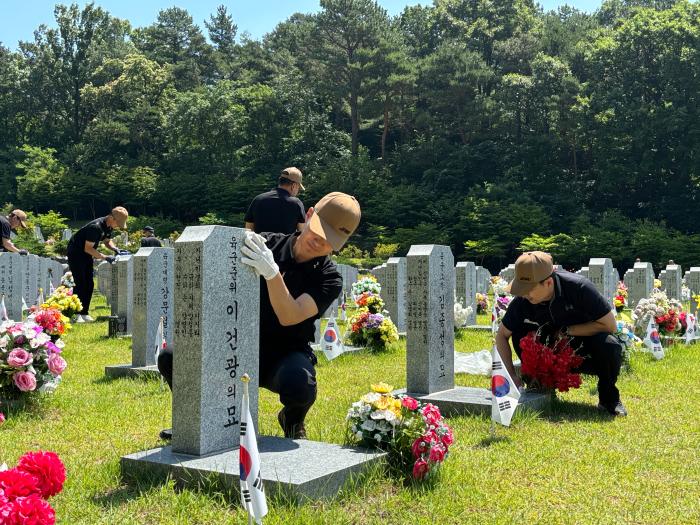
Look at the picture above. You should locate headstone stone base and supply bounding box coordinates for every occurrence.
[104,364,161,380]
[393,386,550,417]
[121,437,385,502]
[466,325,491,332]
[108,316,129,338]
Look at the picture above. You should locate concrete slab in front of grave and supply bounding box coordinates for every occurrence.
[393,386,550,417]
[104,364,160,380]
[466,325,491,331]
[121,436,386,502]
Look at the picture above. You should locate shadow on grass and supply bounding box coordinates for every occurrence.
[475,434,511,448]
[92,476,165,509]
[545,399,614,423]
[92,374,160,386]
[0,395,50,420]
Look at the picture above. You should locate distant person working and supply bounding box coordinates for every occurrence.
[140,226,162,247]
[244,167,306,234]
[1,209,29,254]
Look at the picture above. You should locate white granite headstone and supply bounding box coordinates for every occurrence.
[0,253,23,320]
[455,262,477,325]
[385,257,406,332]
[588,258,614,307]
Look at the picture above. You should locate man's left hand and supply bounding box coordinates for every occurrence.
[241,232,279,280]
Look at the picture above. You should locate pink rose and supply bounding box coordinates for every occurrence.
[0,413,5,424]
[47,354,67,376]
[7,349,33,368]
[412,458,430,480]
[13,371,37,392]
[428,443,447,463]
[411,437,427,459]
[401,396,419,411]
[422,403,442,426]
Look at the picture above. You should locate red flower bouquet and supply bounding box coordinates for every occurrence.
[0,451,65,525]
[519,331,584,392]
[655,309,681,336]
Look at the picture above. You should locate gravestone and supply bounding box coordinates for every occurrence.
[115,256,134,335]
[499,264,515,283]
[385,257,406,332]
[33,226,45,243]
[110,260,119,316]
[50,261,63,289]
[588,258,614,307]
[96,261,112,300]
[455,262,477,325]
[576,266,589,279]
[687,268,700,314]
[613,268,620,288]
[61,229,72,241]
[161,239,172,248]
[0,253,23,320]
[476,266,491,294]
[321,297,339,319]
[627,262,654,308]
[396,245,549,417]
[121,225,385,500]
[105,247,174,379]
[22,254,39,308]
[664,264,682,300]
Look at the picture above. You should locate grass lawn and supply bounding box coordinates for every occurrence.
[1,293,699,524]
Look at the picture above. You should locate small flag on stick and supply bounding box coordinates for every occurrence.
[322,317,345,361]
[491,345,521,427]
[240,374,268,524]
[0,295,8,321]
[643,317,665,360]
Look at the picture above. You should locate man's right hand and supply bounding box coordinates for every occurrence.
[18,249,28,256]
[104,256,116,264]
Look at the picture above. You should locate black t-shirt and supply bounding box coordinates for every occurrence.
[141,236,162,248]
[0,215,11,251]
[244,188,305,235]
[67,217,112,258]
[502,270,612,334]
[259,232,342,361]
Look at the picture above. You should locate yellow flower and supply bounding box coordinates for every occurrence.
[373,395,391,410]
[371,382,393,394]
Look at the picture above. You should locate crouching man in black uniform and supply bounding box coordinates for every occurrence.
[495,251,627,417]
[158,192,361,440]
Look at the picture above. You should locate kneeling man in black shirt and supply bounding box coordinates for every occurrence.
[496,251,627,417]
[158,192,360,440]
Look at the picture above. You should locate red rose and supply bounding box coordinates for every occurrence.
[411,437,426,459]
[421,404,442,426]
[16,452,66,499]
[439,426,454,447]
[0,469,40,500]
[412,458,430,480]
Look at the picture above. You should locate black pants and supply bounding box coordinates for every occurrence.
[157,348,317,429]
[68,253,93,315]
[512,329,623,408]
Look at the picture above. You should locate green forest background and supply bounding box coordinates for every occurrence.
[1,0,699,271]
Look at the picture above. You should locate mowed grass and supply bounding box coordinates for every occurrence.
[1,294,700,524]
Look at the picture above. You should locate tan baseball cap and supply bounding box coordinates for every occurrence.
[281,167,305,191]
[10,209,28,228]
[110,206,129,229]
[508,251,554,296]
[308,192,361,251]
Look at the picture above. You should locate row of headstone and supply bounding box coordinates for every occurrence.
[588,258,616,307]
[384,257,406,332]
[33,226,45,244]
[499,264,515,283]
[624,262,654,308]
[660,263,682,300]
[335,263,359,297]
[61,229,72,241]
[687,268,700,314]
[0,253,64,320]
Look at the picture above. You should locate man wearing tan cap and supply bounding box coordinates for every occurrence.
[1,209,30,254]
[242,192,360,438]
[156,192,360,441]
[67,206,129,323]
[495,251,627,417]
[244,167,306,235]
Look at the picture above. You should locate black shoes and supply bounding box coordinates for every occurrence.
[278,409,307,439]
[598,401,628,417]
[159,428,173,440]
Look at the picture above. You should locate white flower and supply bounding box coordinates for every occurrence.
[361,419,377,431]
[0,335,10,350]
[355,431,364,440]
[54,339,65,349]
[375,433,383,442]
[370,410,386,420]
[362,392,381,404]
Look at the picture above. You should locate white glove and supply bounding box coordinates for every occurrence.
[241,231,279,280]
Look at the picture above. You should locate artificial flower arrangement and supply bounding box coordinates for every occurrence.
[653,279,662,290]
[351,275,381,300]
[0,320,66,401]
[632,290,684,337]
[0,450,66,525]
[59,272,75,290]
[681,285,691,302]
[453,300,473,329]
[41,287,82,319]
[614,282,628,313]
[519,331,583,392]
[694,295,700,311]
[28,308,71,338]
[346,382,454,481]
[491,276,510,297]
[615,320,641,371]
[475,293,489,314]
[347,280,399,351]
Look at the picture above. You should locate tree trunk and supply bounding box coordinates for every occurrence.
[350,91,359,156]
